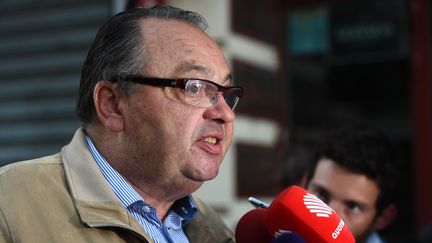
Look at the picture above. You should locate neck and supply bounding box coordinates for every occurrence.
[126,175,202,220]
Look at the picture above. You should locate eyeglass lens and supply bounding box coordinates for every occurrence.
[184,80,240,109]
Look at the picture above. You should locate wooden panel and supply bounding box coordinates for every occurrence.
[236,143,279,197]
[231,0,279,43]
[233,59,285,120]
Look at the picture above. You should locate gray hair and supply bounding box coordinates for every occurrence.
[76,6,208,125]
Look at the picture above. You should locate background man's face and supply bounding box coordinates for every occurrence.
[307,158,380,243]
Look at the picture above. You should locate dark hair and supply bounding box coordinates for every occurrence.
[76,6,208,125]
[277,139,316,189]
[308,126,401,212]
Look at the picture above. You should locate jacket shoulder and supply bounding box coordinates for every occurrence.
[186,196,235,243]
[0,153,63,185]
[0,153,62,173]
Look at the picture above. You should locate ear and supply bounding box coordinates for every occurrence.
[93,81,125,132]
[374,204,398,230]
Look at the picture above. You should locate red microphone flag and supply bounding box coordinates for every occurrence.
[235,186,355,242]
[264,186,355,242]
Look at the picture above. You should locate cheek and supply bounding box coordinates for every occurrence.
[124,90,204,163]
[224,123,234,147]
[156,110,201,156]
[345,212,376,237]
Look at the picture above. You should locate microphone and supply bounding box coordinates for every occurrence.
[235,186,355,243]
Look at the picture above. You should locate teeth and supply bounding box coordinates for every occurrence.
[204,137,217,144]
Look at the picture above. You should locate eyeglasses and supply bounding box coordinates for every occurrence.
[112,75,243,110]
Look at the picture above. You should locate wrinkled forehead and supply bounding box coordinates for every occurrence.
[138,18,230,81]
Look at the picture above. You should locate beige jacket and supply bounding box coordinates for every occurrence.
[0,129,234,243]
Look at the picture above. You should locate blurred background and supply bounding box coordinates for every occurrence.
[0,0,430,241]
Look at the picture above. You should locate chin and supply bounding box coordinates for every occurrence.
[197,172,219,182]
[204,167,220,180]
[188,168,219,182]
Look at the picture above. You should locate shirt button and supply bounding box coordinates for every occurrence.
[142,206,151,213]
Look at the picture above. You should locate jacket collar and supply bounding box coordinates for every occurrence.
[61,128,150,239]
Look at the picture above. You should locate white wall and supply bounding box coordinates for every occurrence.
[167,0,280,229]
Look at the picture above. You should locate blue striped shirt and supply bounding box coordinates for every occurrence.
[85,135,197,243]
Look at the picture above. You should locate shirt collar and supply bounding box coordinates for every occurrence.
[366,231,385,243]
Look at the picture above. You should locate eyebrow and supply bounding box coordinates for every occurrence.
[224,73,233,84]
[311,184,369,209]
[174,62,233,85]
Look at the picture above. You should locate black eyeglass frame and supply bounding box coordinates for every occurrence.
[111,75,244,109]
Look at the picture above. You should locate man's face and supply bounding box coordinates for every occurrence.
[307,158,380,243]
[117,18,234,195]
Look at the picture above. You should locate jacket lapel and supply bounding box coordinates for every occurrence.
[61,129,152,241]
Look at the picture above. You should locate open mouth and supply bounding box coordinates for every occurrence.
[197,135,223,155]
[203,137,218,144]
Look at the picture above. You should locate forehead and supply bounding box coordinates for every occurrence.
[138,18,229,80]
[311,158,380,205]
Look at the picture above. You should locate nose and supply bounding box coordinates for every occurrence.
[328,201,346,220]
[204,94,235,123]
